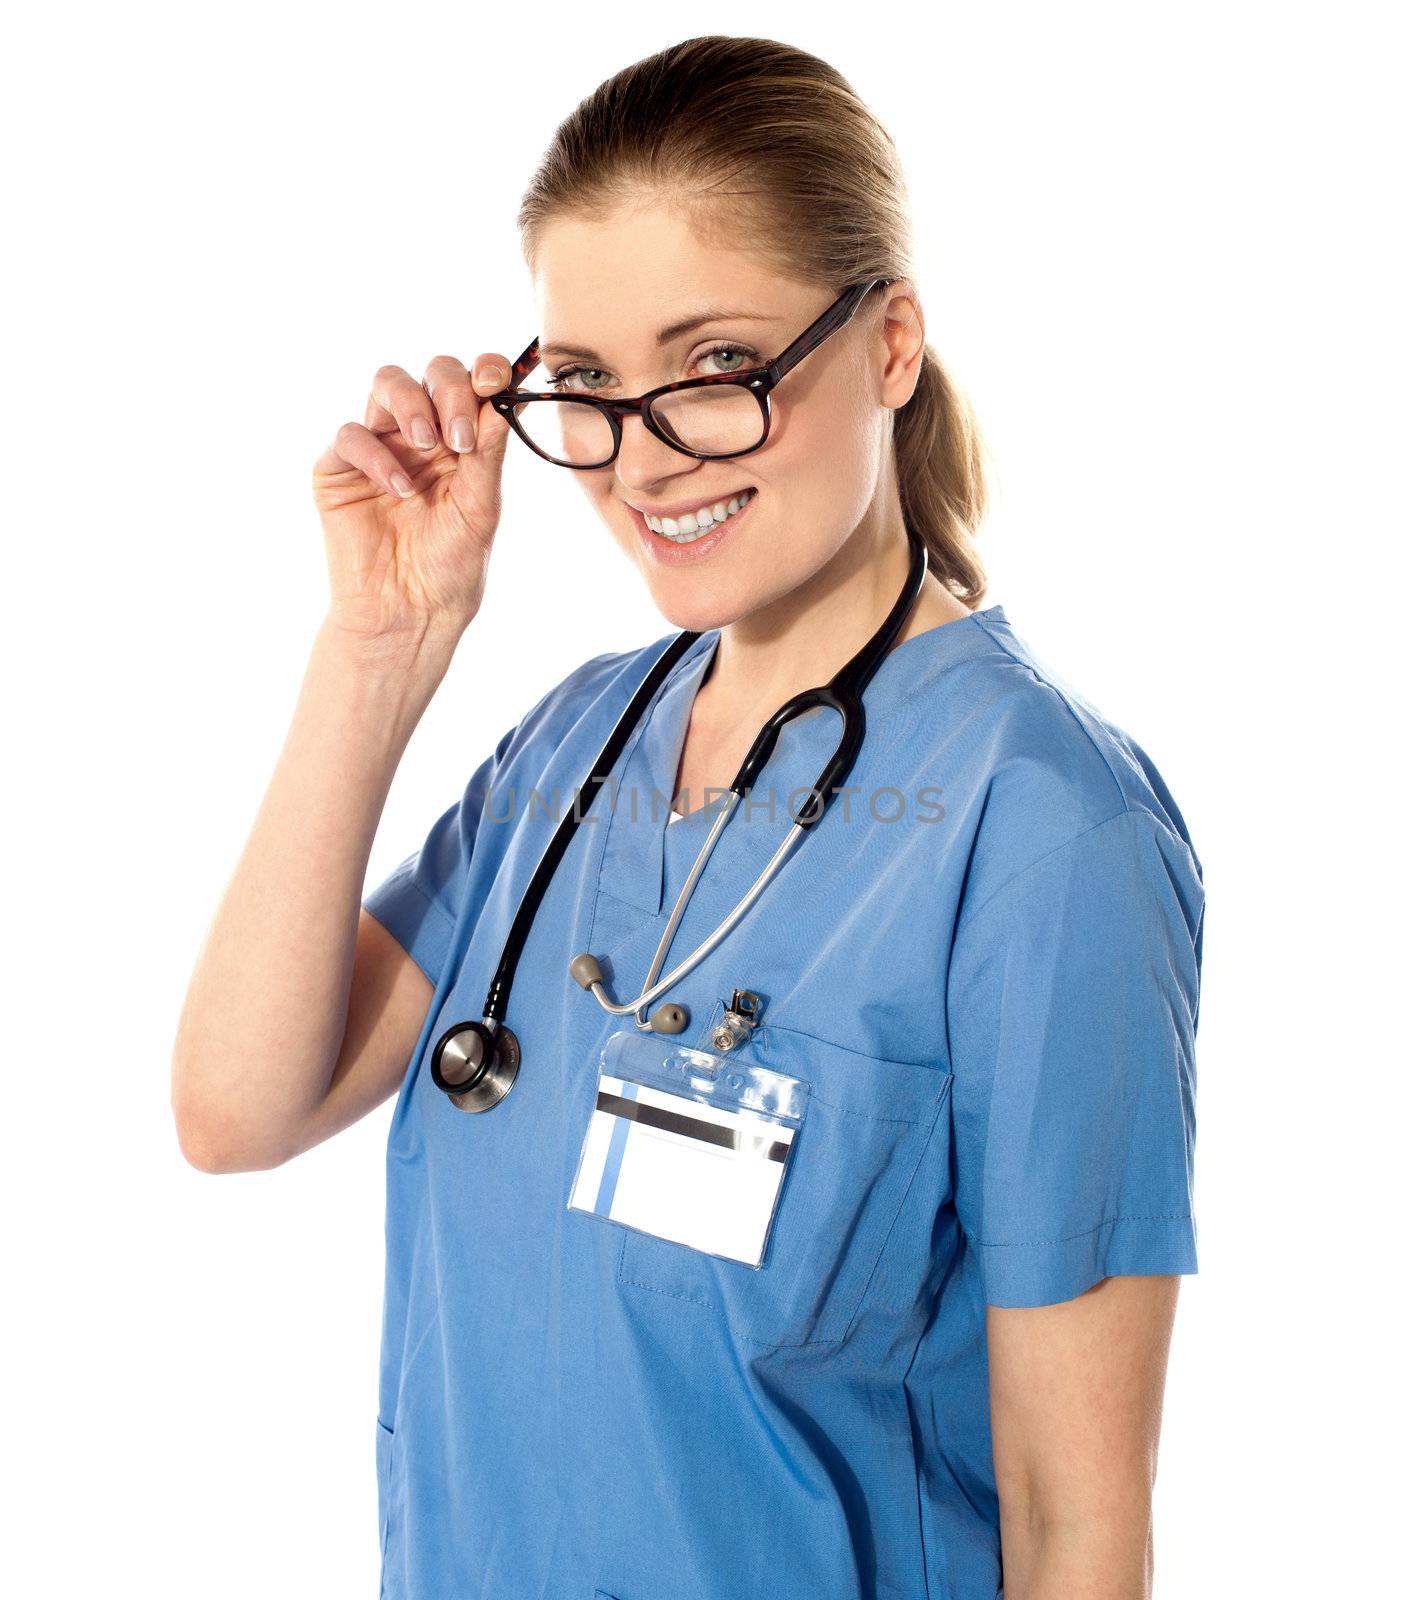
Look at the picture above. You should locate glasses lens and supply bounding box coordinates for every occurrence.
[649,384,765,457]
[509,383,765,465]
[511,398,617,467]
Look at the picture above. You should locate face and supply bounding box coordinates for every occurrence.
[529,200,921,634]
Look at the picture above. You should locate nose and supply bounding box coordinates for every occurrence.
[612,408,702,493]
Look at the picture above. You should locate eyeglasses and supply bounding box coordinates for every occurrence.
[488,277,891,470]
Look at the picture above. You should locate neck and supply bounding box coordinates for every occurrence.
[696,514,967,722]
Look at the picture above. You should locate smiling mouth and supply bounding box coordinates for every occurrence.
[638,488,757,543]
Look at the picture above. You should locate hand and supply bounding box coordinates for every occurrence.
[311,353,514,649]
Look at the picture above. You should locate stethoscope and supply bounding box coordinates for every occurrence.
[429,521,929,1111]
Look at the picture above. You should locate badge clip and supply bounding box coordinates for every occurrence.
[709,989,762,1053]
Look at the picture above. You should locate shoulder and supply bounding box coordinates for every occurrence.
[913,610,1203,920]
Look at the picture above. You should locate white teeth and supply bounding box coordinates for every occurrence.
[643,490,754,543]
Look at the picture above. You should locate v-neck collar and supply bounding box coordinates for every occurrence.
[594,604,1008,918]
[597,631,718,916]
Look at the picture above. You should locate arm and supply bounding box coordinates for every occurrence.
[169,348,517,1171]
[988,1274,1181,1599]
[170,617,461,1172]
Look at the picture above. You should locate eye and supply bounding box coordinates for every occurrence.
[545,364,612,394]
[544,342,762,394]
[697,341,759,376]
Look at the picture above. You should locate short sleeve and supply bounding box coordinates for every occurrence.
[946,807,1204,1307]
[362,722,518,986]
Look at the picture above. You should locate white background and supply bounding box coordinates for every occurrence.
[4,3,1415,1594]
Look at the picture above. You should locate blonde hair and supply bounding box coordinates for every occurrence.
[516,34,990,604]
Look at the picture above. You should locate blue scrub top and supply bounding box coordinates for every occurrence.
[362,603,1204,1600]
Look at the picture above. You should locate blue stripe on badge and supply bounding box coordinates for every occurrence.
[593,1076,637,1218]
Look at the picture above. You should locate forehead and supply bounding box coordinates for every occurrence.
[530,204,811,360]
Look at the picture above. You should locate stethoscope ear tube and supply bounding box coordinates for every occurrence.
[570,520,930,1023]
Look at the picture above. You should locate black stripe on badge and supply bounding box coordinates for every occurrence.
[595,1090,790,1163]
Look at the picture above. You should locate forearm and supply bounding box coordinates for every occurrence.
[170,615,464,1169]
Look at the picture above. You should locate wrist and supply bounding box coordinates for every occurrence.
[315,609,469,680]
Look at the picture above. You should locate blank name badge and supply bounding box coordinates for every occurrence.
[567,1028,808,1268]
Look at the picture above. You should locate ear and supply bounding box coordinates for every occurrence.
[876,281,927,410]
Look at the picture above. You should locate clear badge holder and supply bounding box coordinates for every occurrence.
[567,1024,807,1268]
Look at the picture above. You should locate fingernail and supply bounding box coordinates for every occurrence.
[392,472,416,498]
[477,366,502,387]
[451,417,474,453]
[411,417,437,448]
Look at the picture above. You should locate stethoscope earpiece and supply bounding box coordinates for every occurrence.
[568,953,603,990]
[648,1002,689,1035]
[572,953,688,1034]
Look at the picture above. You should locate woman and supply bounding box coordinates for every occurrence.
[172,35,1203,1600]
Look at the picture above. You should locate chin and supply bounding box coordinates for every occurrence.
[642,583,747,636]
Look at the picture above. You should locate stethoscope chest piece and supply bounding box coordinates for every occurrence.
[430,1018,521,1113]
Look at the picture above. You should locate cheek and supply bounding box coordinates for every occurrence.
[763,378,880,505]
[577,472,633,543]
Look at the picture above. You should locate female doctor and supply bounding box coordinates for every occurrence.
[171,35,1204,1600]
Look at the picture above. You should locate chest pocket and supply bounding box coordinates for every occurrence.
[614,1023,951,1348]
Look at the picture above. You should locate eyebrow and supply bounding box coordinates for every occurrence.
[538,307,780,364]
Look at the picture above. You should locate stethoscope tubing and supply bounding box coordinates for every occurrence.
[476,626,707,1030]
[432,523,929,1105]
[580,523,929,1024]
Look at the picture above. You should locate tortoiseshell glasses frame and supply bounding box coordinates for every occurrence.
[487,276,893,469]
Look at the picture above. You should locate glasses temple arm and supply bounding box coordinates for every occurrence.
[764,277,891,386]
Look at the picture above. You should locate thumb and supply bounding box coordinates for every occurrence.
[469,354,514,463]
[472,395,512,462]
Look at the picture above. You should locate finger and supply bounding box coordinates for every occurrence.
[422,354,477,454]
[366,364,441,452]
[313,421,419,499]
[362,366,407,435]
